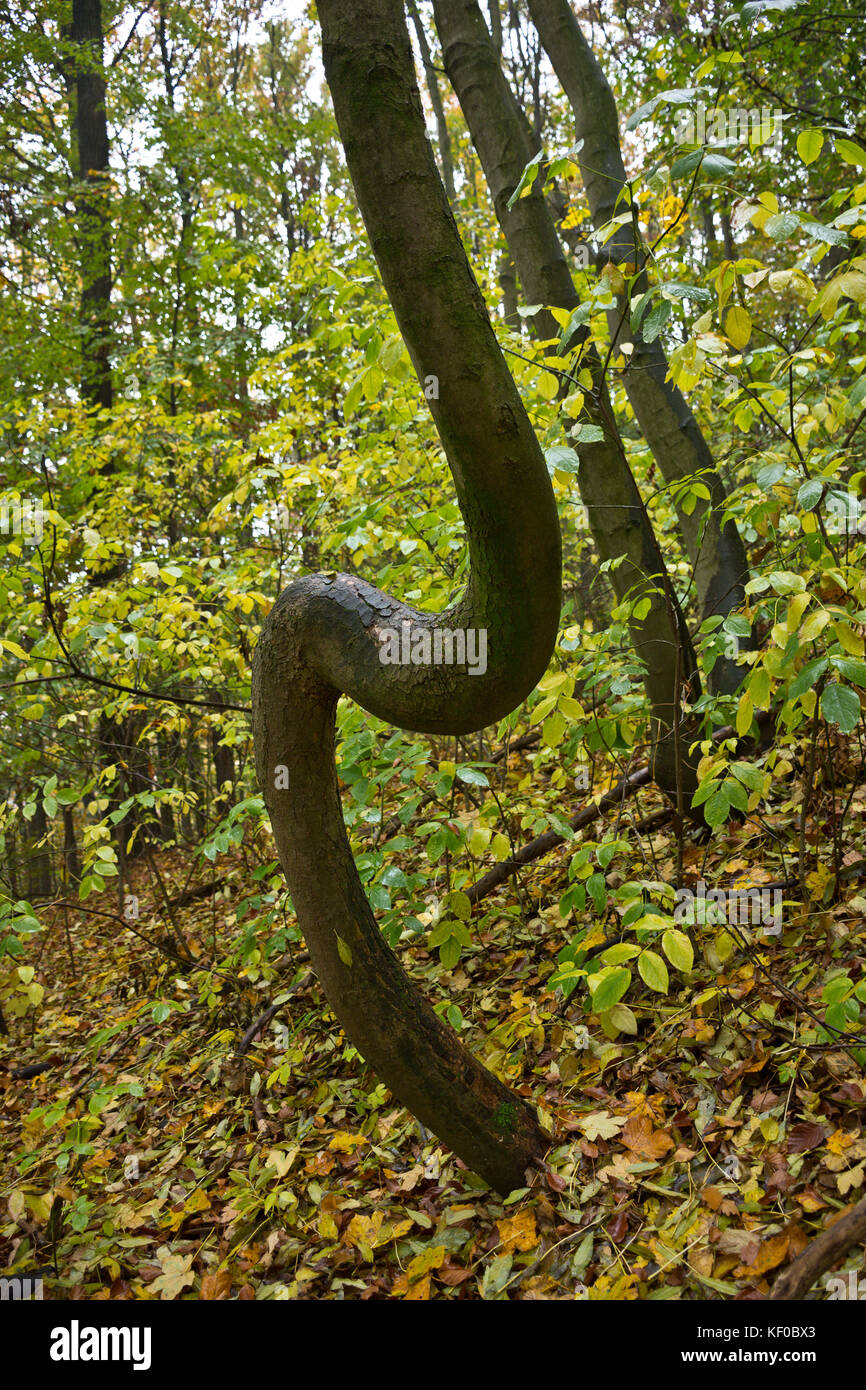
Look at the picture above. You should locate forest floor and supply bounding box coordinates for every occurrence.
[2,741,866,1301]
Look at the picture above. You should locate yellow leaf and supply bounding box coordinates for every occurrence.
[726,306,752,350]
[797,130,824,165]
[537,370,559,401]
[833,622,864,656]
[496,1209,537,1255]
[344,1212,383,1255]
[413,1245,447,1277]
[799,609,829,643]
[786,591,812,631]
[736,690,753,737]
[827,1129,854,1156]
[328,1131,368,1153]
[396,1272,431,1299]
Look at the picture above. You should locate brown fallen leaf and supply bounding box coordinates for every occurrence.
[438,1264,473,1286]
[621,1113,674,1160]
[787,1121,829,1153]
[734,1232,789,1278]
[199,1269,232,1300]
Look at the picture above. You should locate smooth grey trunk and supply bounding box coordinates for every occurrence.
[526,0,749,692]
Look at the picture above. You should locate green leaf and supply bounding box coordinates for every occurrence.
[544,445,580,475]
[439,936,461,970]
[456,766,489,787]
[573,422,605,444]
[836,139,866,168]
[700,152,736,178]
[638,950,669,994]
[591,967,632,1012]
[506,150,543,210]
[662,928,694,973]
[763,212,800,241]
[797,130,824,165]
[830,658,866,689]
[705,789,731,827]
[820,683,861,733]
[643,299,671,343]
[797,478,823,510]
[789,658,828,700]
[671,149,703,179]
[336,935,353,967]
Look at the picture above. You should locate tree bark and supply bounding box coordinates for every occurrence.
[525,0,749,693]
[432,0,699,803]
[771,1194,866,1300]
[62,807,81,889]
[67,0,113,413]
[253,0,562,1193]
[407,0,456,201]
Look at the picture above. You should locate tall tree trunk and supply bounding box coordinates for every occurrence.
[68,0,112,412]
[62,807,81,889]
[432,0,699,802]
[27,801,53,900]
[253,0,563,1193]
[407,0,456,201]
[211,720,235,821]
[525,0,749,692]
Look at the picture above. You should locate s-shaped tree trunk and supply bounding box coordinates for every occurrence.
[252,0,561,1194]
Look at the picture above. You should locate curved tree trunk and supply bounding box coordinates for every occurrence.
[432,0,700,803]
[525,0,749,693]
[253,0,562,1193]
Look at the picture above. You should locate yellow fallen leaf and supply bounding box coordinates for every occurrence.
[405,1244,446,1281]
[497,1209,537,1255]
[328,1131,368,1153]
[343,1212,383,1255]
[827,1129,855,1156]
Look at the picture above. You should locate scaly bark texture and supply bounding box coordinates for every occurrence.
[432,0,699,803]
[526,0,749,692]
[253,0,561,1193]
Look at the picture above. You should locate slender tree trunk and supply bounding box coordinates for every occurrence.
[254,0,564,1193]
[62,807,81,889]
[525,0,749,692]
[156,732,179,842]
[211,720,235,821]
[27,801,53,900]
[498,249,518,325]
[432,0,699,802]
[407,0,456,201]
[67,0,113,412]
